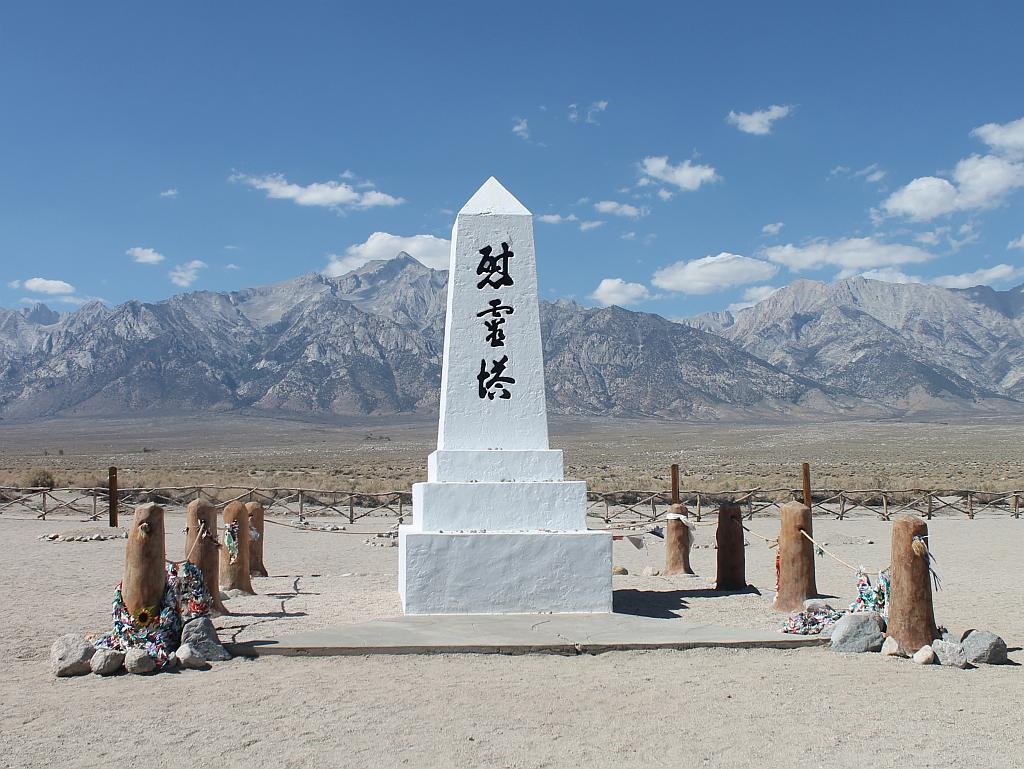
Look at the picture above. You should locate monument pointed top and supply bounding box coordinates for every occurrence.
[458,176,531,216]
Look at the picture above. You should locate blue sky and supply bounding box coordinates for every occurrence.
[2,3,1023,317]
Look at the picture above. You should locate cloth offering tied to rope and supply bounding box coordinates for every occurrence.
[780,568,892,635]
[94,561,214,667]
[223,521,261,565]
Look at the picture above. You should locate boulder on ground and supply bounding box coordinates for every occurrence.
[612,565,628,575]
[175,642,210,670]
[931,638,969,668]
[881,636,907,657]
[181,616,231,662]
[124,648,156,675]
[90,648,124,676]
[830,612,885,653]
[961,630,1007,665]
[50,635,95,677]
[912,645,935,665]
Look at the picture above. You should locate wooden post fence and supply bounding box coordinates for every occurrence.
[108,466,118,527]
[801,463,812,509]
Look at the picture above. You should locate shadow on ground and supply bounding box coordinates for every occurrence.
[613,586,763,619]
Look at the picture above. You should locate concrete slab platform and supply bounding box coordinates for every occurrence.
[226,613,828,657]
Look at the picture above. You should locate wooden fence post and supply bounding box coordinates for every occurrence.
[926,494,933,520]
[695,493,702,521]
[715,504,746,590]
[41,490,47,518]
[967,493,974,519]
[671,464,680,505]
[772,501,817,612]
[108,466,118,527]
[882,494,889,520]
[663,508,694,575]
[838,494,846,520]
[801,463,812,510]
[220,500,255,594]
[887,515,939,653]
[1013,493,1020,519]
[185,500,228,615]
[123,503,166,621]
[298,491,305,518]
[348,494,355,524]
[246,501,269,578]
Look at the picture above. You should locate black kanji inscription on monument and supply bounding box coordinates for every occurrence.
[484,317,506,347]
[476,243,514,289]
[477,355,515,400]
[476,298,514,318]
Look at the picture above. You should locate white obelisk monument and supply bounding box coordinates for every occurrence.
[399,177,612,614]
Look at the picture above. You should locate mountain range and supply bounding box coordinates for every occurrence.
[2,253,1023,421]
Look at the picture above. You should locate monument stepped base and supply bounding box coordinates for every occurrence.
[399,527,612,614]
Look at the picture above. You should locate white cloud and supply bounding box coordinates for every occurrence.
[7,279,21,289]
[538,213,578,224]
[578,220,604,232]
[726,104,792,135]
[225,263,241,270]
[883,116,1024,221]
[882,176,959,220]
[932,263,1024,289]
[324,232,451,276]
[971,116,1024,159]
[656,188,674,201]
[586,100,608,124]
[761,222,784,236]
[621,231,636,241]
[568,103,579,123]
[230,172,403,210]
[512,117,529,140]
[640,156,720,191]
[22,277,75,295]
[126,246,165,264]
[652,253,778,294]
[728,284,780,313]
[595,200,644,218]
[762,237,935,272]
[224,245,240,251]
[159,188,178,198]
[851,268,924,284]
[589,278,650,306]
[855,163,887,184]
[1008,234,1024,249]
[169,260,207,287]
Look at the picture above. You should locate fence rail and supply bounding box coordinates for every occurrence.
[2,484,1021,525]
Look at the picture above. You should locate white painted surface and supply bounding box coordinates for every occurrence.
[436,177,549,451]
[399,177,612,615]
[428,449,564,482]
[412,480,587,532]
[399,528,612,614]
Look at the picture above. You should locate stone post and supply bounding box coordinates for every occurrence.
[772,501,817,611]
[220,500,255,594]
[715,503,746,590]
[185,500,228,615]
[886,515,939,653]
[122,503,166,620]
[246,501,269,578]
[663,504,694,575]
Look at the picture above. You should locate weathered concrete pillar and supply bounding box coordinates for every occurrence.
[185,500,228,615]
[887,515,939,653]
[663,504,694,575]
[220,500,255,594]
[122,503,167,620]
[246,501,269,578]
[715,504,746,590]
[772,501,817,611]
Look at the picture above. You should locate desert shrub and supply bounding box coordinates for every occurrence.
[25,469,56,489]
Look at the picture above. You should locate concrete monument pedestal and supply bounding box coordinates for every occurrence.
[398,178,612,614]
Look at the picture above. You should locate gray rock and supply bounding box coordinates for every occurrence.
[961,630,1007,665]
[90,648,124,676]
[804,599,836,613]
[50,635,95,677]
[881,636,907,657]
[611,565,628,575]
[124,648,156,675]
[931,638,969,668]
[640,566,660,577]
[912,645,935,665]
[181,616,231,662]
[175,642,210,670]
[830,612,885,653]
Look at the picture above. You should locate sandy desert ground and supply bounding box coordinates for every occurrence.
[1,414,1022,493]
[1,505,1021,769]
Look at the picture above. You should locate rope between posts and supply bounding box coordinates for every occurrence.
[740,523,778,548]
[799,529,866,574]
